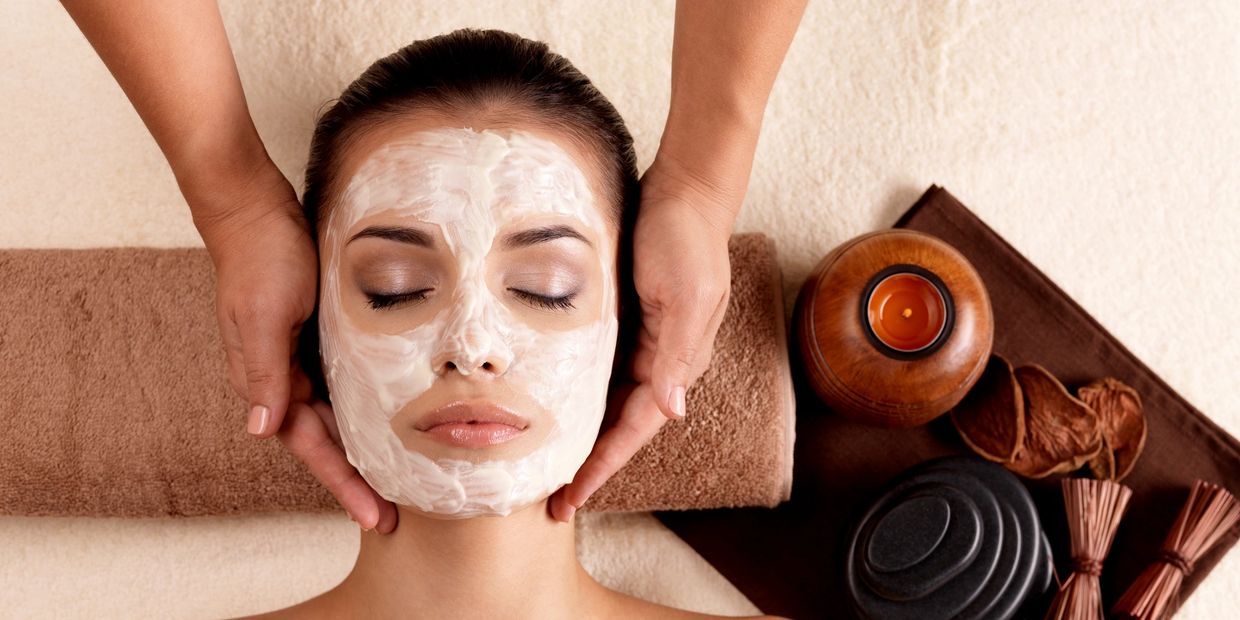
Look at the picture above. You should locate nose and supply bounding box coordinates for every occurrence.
[431,289,513,378]
[432,323,512,376]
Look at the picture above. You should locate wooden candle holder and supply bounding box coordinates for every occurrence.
[793,230,994,427]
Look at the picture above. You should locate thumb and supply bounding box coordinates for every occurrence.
[649,295,715,421]
[238,311,296,438]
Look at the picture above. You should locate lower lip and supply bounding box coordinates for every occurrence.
[422,423,526,448]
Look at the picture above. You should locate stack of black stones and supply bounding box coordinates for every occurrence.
[844,456,1056,619]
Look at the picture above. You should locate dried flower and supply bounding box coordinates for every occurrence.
[950,353,1024,463]
[1078,377,1147,481]
[1008,364,1103,479]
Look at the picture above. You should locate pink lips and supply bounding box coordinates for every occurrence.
[415,400,529,448]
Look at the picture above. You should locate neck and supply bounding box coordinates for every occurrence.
[331,500,603,619]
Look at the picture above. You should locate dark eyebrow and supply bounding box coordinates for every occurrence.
[346,226,435,248]
[501,224,593,250]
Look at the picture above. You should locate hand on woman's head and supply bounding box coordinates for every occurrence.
[547,155,737,522]
[188,155,405,532]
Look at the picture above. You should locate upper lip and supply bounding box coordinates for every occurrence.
[413,400,530,431]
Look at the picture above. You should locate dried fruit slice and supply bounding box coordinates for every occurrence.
[1008,364,1103,478]
[1088,437,1117,480]
[950,353,1024,463]
[1078,377,1147,481]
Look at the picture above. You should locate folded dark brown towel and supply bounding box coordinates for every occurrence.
[0,232,793,517]
[659,186,1240,619]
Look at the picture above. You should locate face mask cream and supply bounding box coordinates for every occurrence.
[318,126,618,518]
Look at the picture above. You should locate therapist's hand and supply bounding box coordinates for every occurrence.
[60,0,400,534]
[192,163,316,433]
[190,162,398,534]
[547,0,806,523]
[549,154,737,523]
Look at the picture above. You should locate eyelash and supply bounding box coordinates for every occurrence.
[511,288,578,311]
[365,288,577,311]
[365,289,431,310]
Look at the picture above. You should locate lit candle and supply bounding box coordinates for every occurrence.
[795,229,987,427]
[865,271,948,353]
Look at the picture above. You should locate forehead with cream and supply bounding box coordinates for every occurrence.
[340,128,607,232]
[317,126,620,517]
[319,118,616,238]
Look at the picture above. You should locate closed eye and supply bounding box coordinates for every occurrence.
[510,288,577,311]
[364,288,576,312]
[365,289,431,310]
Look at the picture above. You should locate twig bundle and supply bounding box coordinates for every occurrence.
[1112,480,1240,620]
[1044,478,1132,620]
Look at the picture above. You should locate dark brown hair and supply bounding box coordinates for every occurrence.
[298,28,641,402]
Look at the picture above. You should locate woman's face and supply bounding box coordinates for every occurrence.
[317,118,620,518]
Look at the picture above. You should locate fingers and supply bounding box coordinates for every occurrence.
[236,307,297,438]
[648,279,730,421]
[307,400,398,533]
[549,383,666,522]
[277,401,397,533]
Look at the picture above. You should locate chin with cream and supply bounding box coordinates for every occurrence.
[316,124,620,519]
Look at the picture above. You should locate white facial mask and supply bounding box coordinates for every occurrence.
[318,126,618,518]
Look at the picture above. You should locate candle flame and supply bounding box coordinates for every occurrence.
[901,308,913,319]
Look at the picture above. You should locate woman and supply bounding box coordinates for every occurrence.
[248,29,779,619]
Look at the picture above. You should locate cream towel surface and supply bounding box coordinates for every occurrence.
[2,0,1238,617]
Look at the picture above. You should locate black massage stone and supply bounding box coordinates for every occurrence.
[844,456,1055,620]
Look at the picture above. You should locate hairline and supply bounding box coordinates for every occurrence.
[313,106,623,243]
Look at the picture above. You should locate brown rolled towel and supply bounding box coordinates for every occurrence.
[0,232,793,517]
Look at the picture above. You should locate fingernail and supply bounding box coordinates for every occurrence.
[562,504,577,522]
[669,386,686,418]
[247,405,270,435]
[356,506,378,531]
[345,510,356,523]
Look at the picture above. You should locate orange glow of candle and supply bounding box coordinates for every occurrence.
[866,272,948,353]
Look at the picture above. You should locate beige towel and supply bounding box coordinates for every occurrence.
[0,232,793,517]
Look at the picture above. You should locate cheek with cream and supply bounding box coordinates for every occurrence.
[318,127,619,518]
